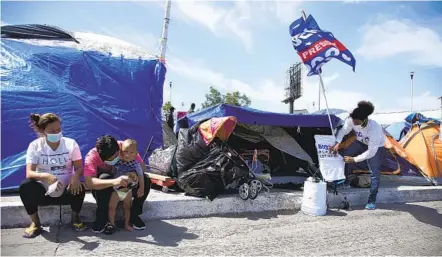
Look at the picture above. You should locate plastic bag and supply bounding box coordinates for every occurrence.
[148,145,176,176]
[314,135,345,182]
[175,129,210,175]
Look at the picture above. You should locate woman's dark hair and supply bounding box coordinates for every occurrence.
[350,101,375,120]
[30,113,61,136]
[96,135,120,161]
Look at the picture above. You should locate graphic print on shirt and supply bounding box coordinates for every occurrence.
[355,131,370,145]
[39,152,71,176]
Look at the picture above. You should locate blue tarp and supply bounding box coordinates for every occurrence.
[177,104,341,130]
[1,39,166,191]
[405,113,440,125]
[385,121,411,141]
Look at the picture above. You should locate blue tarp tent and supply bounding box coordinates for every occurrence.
[1,28,166,191]
[177,104,341,130]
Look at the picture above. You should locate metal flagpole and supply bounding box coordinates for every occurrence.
[159,0,172,62]
[301,10,336,138]
[318,79,321,111]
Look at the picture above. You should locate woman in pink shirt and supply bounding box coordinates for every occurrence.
[83,135,151,234]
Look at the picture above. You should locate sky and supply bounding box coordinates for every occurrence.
[2,0,442,114]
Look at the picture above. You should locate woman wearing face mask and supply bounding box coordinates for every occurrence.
[19,113,87,238]
[331,101,385,210]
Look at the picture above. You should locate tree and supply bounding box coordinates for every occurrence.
[162,101,172,113]
[201,87,224,108]
[201,86,251,109]
[224,91,251,107]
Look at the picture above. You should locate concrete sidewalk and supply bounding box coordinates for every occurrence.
[2,201,442,256]
[2,177,442,228]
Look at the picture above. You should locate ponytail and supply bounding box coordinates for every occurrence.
[29,113,61,136]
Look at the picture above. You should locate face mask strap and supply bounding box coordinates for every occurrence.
[362,119,368,127]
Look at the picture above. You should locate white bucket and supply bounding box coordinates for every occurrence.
[301,178,327,216]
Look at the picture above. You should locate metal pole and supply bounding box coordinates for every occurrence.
[318,80,321,111]
[410,71,414,113]
[169,81,172,103]
[301,10,335,137]
[318,74,336,137]
[159,0,172,62]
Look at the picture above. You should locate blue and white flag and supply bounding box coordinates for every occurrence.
[289,14,356,76]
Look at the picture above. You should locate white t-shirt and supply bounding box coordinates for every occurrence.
[335,118,385,163]
[26,137,82,197]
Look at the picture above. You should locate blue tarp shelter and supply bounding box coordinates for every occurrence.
[177,104,341,130]
[1,25,166,191]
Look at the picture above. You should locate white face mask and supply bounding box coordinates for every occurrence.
[46,131,63,143]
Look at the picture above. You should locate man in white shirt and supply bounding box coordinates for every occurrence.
[331,101,385,210]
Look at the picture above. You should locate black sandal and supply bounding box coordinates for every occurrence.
[104,223,117,235]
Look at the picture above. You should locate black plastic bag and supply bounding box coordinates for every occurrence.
[175,128,210,175]
[177,145,248,200]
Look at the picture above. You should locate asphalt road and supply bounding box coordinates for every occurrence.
[1,201,442,256]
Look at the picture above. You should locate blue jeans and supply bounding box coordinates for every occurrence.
[367,147,385,204]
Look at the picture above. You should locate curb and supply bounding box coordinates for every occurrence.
[1,185,442,228]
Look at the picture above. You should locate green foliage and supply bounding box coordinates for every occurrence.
[162,101,172,113]
[201,86,251,109]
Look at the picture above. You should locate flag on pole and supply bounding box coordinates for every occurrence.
[289,14,356,76]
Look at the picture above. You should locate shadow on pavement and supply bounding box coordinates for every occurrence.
[379,203,442,229]
[41,219,199,250]
[206,208,347,220]
[197,209,299,221]
[325,210,348,217]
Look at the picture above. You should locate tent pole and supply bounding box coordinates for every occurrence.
[159,0,172,62]
[301,10,335,137]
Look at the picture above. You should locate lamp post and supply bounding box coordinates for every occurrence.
[159,0,171,62]
[410,71,414,113]
[169,81,172,103]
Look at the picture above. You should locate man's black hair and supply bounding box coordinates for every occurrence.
[96,135,119,161]
[190,103,195,108]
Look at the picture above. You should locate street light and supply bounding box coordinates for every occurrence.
[410,71,414,113]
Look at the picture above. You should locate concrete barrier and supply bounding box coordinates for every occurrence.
[2,184,442,228]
